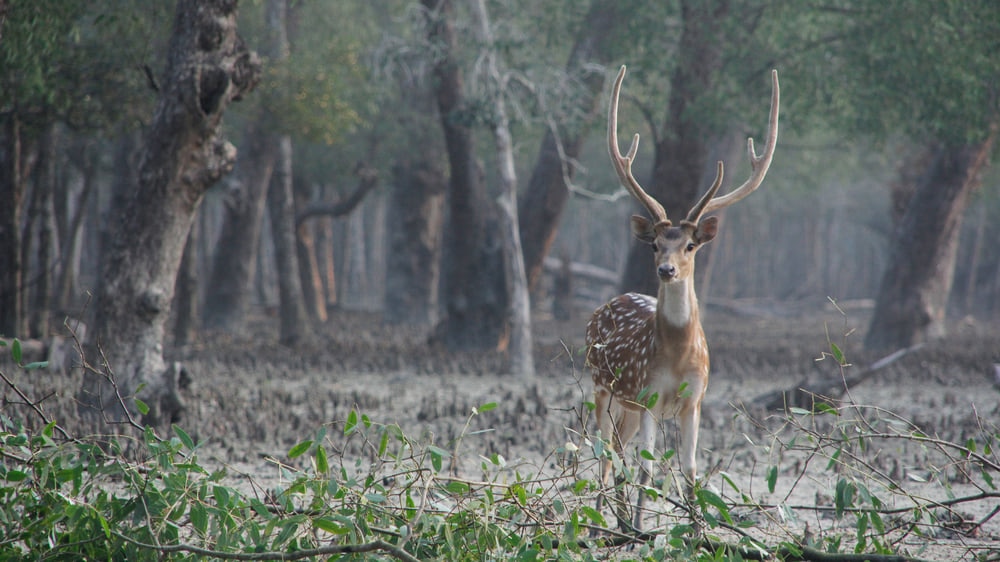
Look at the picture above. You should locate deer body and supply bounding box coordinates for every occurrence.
[586,65,778,531]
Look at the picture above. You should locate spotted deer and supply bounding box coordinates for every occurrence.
[586,65,779,530]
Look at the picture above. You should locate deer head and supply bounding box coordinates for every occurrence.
[608,65,779,285]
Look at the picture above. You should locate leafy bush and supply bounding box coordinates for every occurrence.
[1,336,997,560]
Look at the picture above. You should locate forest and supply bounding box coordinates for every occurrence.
[1,0,999,560]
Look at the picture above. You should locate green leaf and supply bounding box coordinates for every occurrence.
[173,425,195,450]
[767,466,778,493]
[814,402,839,416]
[214,485,231,508]
[190,503,208,535]
[4,469,28,482]
[378,429,389,458]
[788,407,810,416]
[288,440,313,459]
[639,449,656,461]
[645,392,659,410]
[830,342,845,364]
[834,478,855,518]
[315,445,329,474]
[696,488,733,524]
[580,505,607,527]
[134,398,149,416]
[345,409,358,435]
[477,402,497,413]
[23,361,48,370]
[427,445,449,473]
[313,517,350,535]
[445,481,470,494]
[678,382,692,399]
[11,339,22,364]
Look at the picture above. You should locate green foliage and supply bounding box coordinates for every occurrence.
[764,0,1000,145]
[2,0,171,134]
[2,340,998,560]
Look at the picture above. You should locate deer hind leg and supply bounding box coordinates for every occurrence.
[593,390,643,533]
[592,387,615,535]
[608,407,642,533]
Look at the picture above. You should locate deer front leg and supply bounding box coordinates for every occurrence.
[632,408,657,530]
[678,399,704,534]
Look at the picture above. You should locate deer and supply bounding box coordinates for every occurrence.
[586,65,779,532]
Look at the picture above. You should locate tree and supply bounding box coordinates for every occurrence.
[618,0,754,295]
[517,0,623,291]
[1,1,170,336]
[422,0,507,351]
[786,1,1000,349]
[202,0,366,334]
[469,0,533,375]
[79,0,260,427]
[865,133,997,349]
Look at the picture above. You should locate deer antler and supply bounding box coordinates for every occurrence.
[698,69,780,217]
[608,65,668,225]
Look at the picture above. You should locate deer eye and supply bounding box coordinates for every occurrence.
[649,243,658,252]
[686,242,697,252]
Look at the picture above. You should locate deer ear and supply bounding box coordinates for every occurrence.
[695,216,719,244]
[630,215,656,244]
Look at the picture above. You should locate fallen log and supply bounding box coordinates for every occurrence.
[542,256,618,285]
[755,343,925,411]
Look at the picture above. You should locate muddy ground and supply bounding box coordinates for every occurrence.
[4,300,1000,559]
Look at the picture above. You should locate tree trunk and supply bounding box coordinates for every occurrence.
[202,0,291,331]
[517,0,621,291]
[78,0,260,429]
[172,216,199,347]
[865,132,996,351]
[385,160,445,325]
[201,128,277,330]
[0,113,24,337]
[56,142,97,310]
[619,0,731,294]
[470,0,534,376]
[267,135,309,344]
[296,216,327,323]
[318,217,337,307]
[423,0,506,351]
[27,125,57,338]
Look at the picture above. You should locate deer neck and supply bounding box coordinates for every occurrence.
[655,277,700,335]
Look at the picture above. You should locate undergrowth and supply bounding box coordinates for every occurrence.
[1,335,998,561]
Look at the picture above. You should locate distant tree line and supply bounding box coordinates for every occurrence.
[1,0,998,425]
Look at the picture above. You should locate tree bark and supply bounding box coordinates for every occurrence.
[0,113,24,337]
[619,0,731,294]
[423,0,506,351]
[56,141,97,310]
[172,216,199,347]
[79,0,259,429]
[865,131,996,351]
[517,0,621,291]
[201,128,277,330]
[294,182,327,323]
[470,0,534,376]
[385,160,445,325]
[267,134,310,344]
[27,124,57,338]
[202,0,293,331]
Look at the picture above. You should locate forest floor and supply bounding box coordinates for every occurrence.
[5,299,1000,560]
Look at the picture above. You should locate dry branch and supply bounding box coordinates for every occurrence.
[295,165,379,225]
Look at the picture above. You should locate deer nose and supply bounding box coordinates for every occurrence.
[658,264,676,279]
